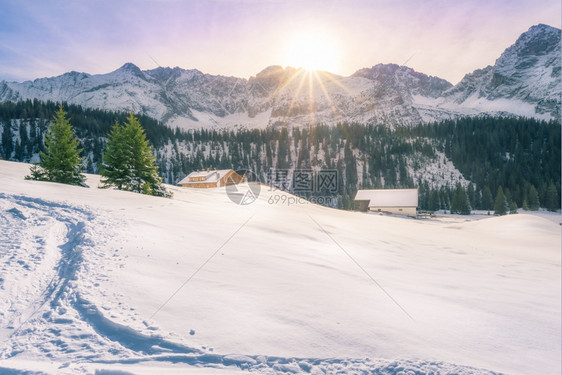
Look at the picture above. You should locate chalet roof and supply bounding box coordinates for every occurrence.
[177,169,234,185]
[355,189,418,207]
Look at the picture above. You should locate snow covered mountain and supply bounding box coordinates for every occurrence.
[0,24,559,129]
[436,24,561,120]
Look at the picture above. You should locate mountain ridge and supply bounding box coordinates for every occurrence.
[0,24,560,129]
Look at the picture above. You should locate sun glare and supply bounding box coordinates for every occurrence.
[283,31,340,73]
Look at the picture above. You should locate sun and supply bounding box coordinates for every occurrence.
[282,31,340,73]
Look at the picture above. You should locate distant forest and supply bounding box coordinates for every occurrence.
[0,99,559,211]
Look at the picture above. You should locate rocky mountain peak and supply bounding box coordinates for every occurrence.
[117,62,141,72]
[113,62,146,80]
[514,24,561,56]
[0,24,559,129]
[440,24,561,119]
[353,63,453,99]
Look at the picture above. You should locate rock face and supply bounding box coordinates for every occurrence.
[439,24,561,120]
[0,24,560,129]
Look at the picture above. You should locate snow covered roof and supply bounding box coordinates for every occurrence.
[177,169,234,185]
[355,189,418,207]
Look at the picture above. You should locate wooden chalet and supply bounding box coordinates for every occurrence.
[177,169,244,188]
[354,189,419,217]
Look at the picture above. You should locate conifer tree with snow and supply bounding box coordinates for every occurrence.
[493,186,508,216]
[26,105,85,185]
[100,113,170,197]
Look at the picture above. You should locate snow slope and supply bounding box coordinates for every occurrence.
[0,160,560,374]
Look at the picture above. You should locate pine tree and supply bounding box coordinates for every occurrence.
[527,185,540,210]
[481,186,493,213]
[439,186,450,212]
[124,113,165,195]
[466,183,476,209]
[26,105,85,185]
[509,201,518,214]
[100,120,130,190]
[1,122,14,159]
[452,183,471,215]
[544,183,559,212]
[428,188,440,212]
[494,186,508,216]
[100,113,170,197]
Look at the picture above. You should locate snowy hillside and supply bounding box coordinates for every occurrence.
[0,24,560,129]
[0,160,560,374]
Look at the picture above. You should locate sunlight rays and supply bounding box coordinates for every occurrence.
[208,64,351,129]
[278,69,346,127]
[312,70,343,121]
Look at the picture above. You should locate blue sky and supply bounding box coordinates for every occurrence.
[0,0,560,83]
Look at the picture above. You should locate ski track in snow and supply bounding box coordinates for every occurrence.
[0,192,505,374]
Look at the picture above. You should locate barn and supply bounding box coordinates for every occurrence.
[177,169,244,188]
[354,189,418,217]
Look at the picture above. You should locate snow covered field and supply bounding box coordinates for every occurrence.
[0,160,560,374]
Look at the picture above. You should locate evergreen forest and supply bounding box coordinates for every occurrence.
[1,99,559,211]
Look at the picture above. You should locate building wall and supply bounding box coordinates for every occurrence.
[369,206,417,217]
[355,200,370,212]
[180,182,219,188]
[218,171,244,187]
